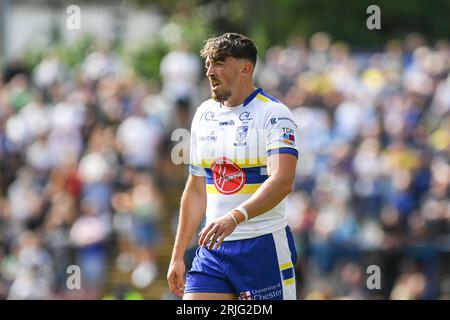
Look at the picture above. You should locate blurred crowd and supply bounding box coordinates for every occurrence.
[264,32,450,300]
[0,31,449,300]
[0,42,197,299]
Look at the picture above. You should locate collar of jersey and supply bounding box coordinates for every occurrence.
[219,87,263,109]
[243,87,264,106]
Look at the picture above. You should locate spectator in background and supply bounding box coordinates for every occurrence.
[7,231,54,300]
[129,173,163,289]
[43,189,77,293]
[81,43,122,83]
[2,57,31,83]
[116,113,163,171]
[33,50,67,92]
[78,151,113,218]
[6,167,44,240]
[5,74,35,113]
[69,199,110,298]
[160,41,201,104]
[112,191,134,273]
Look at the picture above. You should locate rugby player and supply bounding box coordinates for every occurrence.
[167,33,299,300]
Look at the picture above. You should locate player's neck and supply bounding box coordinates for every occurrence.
[222,84,257,108]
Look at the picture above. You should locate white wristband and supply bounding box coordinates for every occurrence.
[235,205,248,221]
[229,213,238,226]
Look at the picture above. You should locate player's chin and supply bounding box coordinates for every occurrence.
[210,87,219,96]
[211,91,220,101]
[211,89,229,102]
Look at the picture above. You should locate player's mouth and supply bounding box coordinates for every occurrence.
[210,80,221,90]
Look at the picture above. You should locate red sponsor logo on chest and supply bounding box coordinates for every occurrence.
[211,157,246,194]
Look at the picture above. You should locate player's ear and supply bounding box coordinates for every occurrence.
[241,61,253,75]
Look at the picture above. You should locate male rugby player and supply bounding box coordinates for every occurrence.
[167,33,299,300]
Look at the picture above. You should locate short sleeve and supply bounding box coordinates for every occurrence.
[264,104,299,159]
[189,110,206,177]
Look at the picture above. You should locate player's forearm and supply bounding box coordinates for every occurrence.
[171,189,206,260]
[239,176,293,220]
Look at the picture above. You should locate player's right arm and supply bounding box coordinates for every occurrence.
[167,174,206,298]
[168,105,208,297]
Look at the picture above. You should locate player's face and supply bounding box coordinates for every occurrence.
[205,56,242,102]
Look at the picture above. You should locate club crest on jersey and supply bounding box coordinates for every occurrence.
[211,157,246,195]
[234,126,248,146]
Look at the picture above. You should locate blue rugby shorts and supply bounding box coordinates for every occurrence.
[184,226,297,300]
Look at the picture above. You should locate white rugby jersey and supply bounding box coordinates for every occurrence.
[189,88,299,241]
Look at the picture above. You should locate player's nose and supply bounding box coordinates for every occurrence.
[206,64,215,77]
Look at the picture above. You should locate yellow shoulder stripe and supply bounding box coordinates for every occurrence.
[256,93,269,102]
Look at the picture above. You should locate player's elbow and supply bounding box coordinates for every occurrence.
[273,176,294,197]
[282,181,293,197]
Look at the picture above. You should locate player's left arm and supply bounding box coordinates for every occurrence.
[247,103,299,218]
[198,153,297,249]
[237,152,297,218]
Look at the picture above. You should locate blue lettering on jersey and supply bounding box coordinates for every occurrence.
[278,117,297,127]
[239,111,253,121]
[282,127,295,134]
[199,130,217,142]
[204,111,217,121]
[219,120,235,126]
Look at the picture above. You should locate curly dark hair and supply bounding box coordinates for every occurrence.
[200,33,258,64]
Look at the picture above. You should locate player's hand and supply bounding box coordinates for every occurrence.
[198,213,238,250]
[167,258,186,298]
